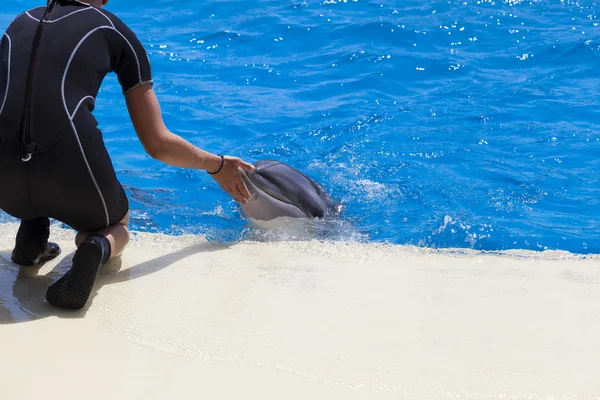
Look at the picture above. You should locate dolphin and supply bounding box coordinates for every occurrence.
[239,160,343,225]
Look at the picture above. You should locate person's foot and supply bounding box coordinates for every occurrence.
[11,242,62,267]
[46,236,110,310]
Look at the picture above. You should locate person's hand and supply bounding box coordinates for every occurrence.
[210,156,255,204]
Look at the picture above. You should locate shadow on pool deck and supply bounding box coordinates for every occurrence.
[0,241,231,324]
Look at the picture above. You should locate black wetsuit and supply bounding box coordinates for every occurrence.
[0,0,152,232]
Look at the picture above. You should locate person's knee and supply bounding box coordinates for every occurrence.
[118,211,131,243]
[121,223,131,244]
[119,210,130,227]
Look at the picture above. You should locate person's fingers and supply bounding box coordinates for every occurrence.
[218,183,237,200]
[236,179,251,201]
[231,184,247,204]
[220,180,243,203]
[238,159,255,171]
[214,167,253,203]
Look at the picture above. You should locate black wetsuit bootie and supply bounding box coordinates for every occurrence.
[11,217,61,266]
[46,235,111,310]
[12,242,62,267]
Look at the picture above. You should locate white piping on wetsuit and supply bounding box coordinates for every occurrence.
[91,7,115,28]
[25,7,92,24]
[63,24,145,227]
[62,26,112,226]
[17,7,147,227]
[70,95,95,120]
[25,6,144,87]
[94,9,149,87]
[0,33,11,118]
[112,29,142,82]
[24,4,119,26]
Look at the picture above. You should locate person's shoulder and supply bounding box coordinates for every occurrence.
[95,7,118,23]
[96,8,133,32]
[4,7,45,33]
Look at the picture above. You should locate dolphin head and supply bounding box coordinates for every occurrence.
[239,160,343,223]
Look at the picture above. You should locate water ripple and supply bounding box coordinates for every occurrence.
[1,0,600,252]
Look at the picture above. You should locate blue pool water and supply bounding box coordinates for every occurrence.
[1,0,600,253]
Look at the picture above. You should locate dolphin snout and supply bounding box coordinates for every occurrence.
[239,166,254,182]
[239,167,258,197]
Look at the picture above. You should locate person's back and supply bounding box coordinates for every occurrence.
[0,1,151,230]
[0,0,255,310]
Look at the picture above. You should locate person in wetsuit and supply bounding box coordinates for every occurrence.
[0,0,254,310]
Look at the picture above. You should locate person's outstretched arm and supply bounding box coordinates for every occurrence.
[125,84,253,204]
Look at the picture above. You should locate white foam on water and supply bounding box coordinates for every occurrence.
[243,216,368,243]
